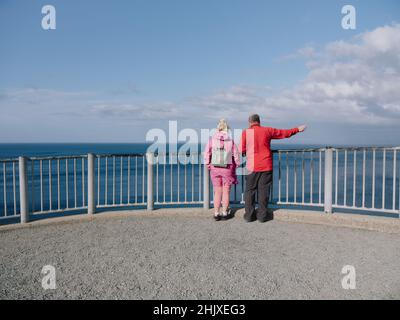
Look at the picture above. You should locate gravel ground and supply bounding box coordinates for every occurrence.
[1,214,399,300]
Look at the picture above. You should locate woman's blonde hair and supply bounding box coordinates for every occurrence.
[217,118,229,132]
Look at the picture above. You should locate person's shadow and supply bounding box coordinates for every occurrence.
[228,207,275,222]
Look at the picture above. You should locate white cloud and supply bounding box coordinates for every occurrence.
[89,102,183,120]
[279,45,318,61]
[186,23,400,125]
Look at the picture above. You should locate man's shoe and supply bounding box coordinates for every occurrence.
[243,214,256,222]
[257,212,273,223]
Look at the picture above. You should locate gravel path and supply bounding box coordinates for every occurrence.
[1,214,399,299]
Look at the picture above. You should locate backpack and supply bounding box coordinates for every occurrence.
[211,137,230,168]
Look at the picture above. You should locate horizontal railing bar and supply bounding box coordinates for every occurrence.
[24,155,88,161]
[0,159,19,163]
[273,147,328,153]
[2,146,400,162]
[96,152,202,157]
[29,207,87,215]
[276,201,324,207]
[270,146,399,153]
[332,146,400,151]
[154,201,203,205]
[332,205,399,214]
[0,215,21,220]
[96,153,147,158]
[96,203,147,209]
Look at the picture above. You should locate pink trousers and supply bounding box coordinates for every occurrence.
[213,185,231,212]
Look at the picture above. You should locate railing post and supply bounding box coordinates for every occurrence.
[203,163,210,209]
[147,152,154,210]
[19,156,29,223]
[324,148,333,214]
[87,153,96,215]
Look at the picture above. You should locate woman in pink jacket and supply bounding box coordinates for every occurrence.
[204,119,240,221]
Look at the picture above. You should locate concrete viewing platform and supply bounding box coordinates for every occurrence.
[0,208,399,299]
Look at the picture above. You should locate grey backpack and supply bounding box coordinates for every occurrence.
[211,138,230,168]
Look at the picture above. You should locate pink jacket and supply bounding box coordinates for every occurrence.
[204,131,240,176]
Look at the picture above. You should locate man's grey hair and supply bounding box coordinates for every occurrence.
[248,114,260,123]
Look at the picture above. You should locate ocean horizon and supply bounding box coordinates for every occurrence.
[0,142,397,159]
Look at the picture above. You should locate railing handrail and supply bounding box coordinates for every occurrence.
[2,146,400,162]
[275,146,400,153]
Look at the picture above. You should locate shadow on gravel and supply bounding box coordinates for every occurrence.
[229,207,275,222]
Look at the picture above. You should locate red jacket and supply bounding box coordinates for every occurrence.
[239,124,299,172]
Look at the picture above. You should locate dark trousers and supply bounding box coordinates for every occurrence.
[244,171,273,222]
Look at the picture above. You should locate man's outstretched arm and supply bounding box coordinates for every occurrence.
[271,124,307,139]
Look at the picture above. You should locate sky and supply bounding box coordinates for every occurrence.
[0,0,399,145]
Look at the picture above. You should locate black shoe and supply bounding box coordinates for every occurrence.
[244,214,256,222]
[257,212,273,223]
[221,209,232,220]
[214,215,221,221]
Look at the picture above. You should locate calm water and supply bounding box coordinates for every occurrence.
[0,143,151,159]
[0,143,399,219]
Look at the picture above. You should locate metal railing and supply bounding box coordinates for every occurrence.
[0,158,20,220]
[275,148,328,211]
[94,154,147,209]
[274,147,400,215]
[1,147,399,224]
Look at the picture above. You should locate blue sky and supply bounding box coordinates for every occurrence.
[0,0,399,144]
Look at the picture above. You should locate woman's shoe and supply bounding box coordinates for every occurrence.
[214,214,221,221]
[220,209,232,220]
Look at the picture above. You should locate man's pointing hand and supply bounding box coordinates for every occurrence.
[298,125,307,132]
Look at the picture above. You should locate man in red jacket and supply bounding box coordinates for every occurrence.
[240,114,306,222]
